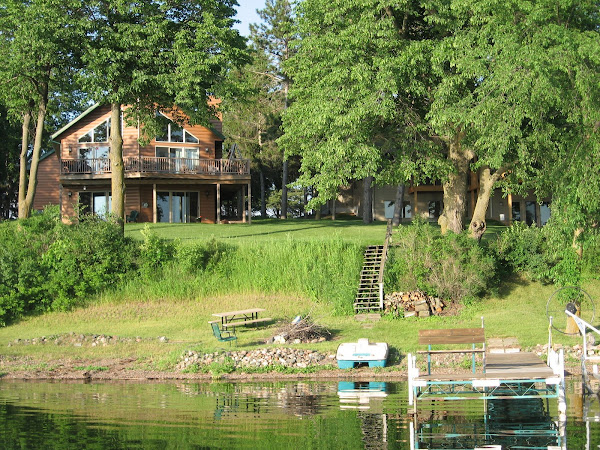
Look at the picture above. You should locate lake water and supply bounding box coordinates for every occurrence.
[0,378,598,449]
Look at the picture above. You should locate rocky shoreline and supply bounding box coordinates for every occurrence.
[1,332,594,381]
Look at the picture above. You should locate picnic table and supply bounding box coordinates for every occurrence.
[212,308,271,330]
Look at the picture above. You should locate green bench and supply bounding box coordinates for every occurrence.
[417,327,486,375]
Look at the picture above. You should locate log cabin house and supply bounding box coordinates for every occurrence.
[34,103,251,224]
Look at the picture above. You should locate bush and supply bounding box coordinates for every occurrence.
[581,234,600,280]
[0,208,62,325]
[0,209,137,325]
[138,225,175,277]
[42,215,137,310]
[385,220,497,303]
[494,221,551,281]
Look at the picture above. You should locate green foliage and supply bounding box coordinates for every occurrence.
[266,188,306,218]
[386,221,496,302]
[138,225,174,277]
[0,208,62,325]
[0,209,135,325]
[493,221,600,286]
[581,234,600,280]
[42,215,136,310]
[494,222,550,281]
[203,357,236,378]
[175,238,231,274]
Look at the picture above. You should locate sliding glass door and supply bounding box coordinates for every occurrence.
[157,191,198,223]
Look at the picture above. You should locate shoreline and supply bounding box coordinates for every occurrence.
[0,353,583,382]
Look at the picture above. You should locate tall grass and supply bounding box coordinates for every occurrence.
[118,239,364,315]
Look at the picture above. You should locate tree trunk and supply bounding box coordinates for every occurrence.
[281,78,290,220]
[392,183,405,226]
[573,228,584,259]
[363,176,373,224]
[314,187,321,220]
[438,132,472,234]
[302,187,307,217]
[469,167,501,241]
[19,91,47,219]
[281,159,288,219]
[109,103,124,232]
[17,110,32,219]
[259,167,266,218]
[331,196,336,220]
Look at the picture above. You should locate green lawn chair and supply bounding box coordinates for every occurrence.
[126,210,139,222]
[209,321,237,346]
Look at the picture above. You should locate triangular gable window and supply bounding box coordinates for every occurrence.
[78,118,111,143]
[156,113,199,144]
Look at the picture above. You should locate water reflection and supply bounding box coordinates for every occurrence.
[0,378,598,449]
[338,382,389,448]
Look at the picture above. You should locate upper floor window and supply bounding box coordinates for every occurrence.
[79,118,111,143]
[155,113,199,144]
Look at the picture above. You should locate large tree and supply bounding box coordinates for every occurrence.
[80,0,248,230]
[423,0,600,239]
[251,0,296,219]
[0,0,85,219]
[281,1,439,222]
[283,0,599,236]
[222,47,285,218]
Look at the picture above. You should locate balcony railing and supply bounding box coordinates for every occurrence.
[61,157,250,176]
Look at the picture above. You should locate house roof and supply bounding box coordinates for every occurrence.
[52,103,226,141]
[51,103,101,140]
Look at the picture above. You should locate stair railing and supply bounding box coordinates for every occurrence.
[377,219,393,309]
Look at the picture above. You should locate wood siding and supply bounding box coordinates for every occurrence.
[33,153,61,211]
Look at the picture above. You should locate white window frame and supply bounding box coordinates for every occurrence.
[155,113,199,144]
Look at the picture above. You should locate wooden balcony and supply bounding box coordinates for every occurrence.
[60,157,250,180]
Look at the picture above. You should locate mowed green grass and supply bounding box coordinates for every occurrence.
[125,218,389,246]
[0,219,597,371]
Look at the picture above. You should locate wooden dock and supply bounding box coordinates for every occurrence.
[408,350,566,412]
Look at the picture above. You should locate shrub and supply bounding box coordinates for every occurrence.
[385,221,497,303]
[494,221,550,280]
[42,215,137,311]
[0,209,138,324]
[138,225,175,277]
[0,208,62,325]
[581,234,600,280]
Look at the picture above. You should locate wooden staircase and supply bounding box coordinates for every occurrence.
[353,245,385,312]
[353,220,393,313]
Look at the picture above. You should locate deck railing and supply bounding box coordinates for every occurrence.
[61,157,250,176]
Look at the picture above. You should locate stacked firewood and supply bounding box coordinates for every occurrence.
[384,291,445,317]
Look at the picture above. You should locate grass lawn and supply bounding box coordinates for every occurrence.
[1,219,597,372]
[125,217,390,246]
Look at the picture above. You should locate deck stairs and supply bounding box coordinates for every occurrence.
[353,221,393,313]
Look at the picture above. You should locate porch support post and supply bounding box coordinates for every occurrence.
[248,181,252,225]
[153,183,157,223]
[216,183,221,224]
[241,186,246,223]
[507,193,513,224]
